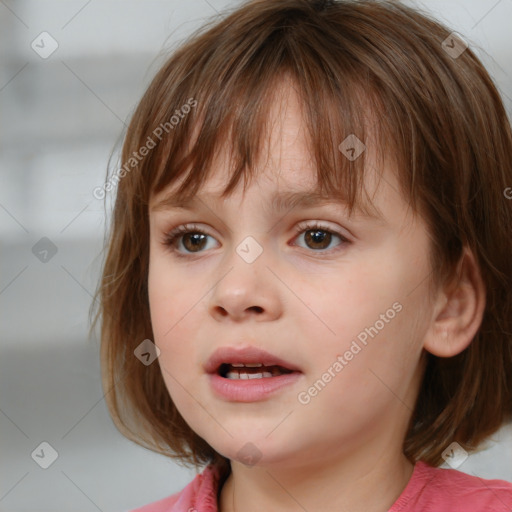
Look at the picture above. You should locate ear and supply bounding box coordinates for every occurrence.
[423,247,486,357]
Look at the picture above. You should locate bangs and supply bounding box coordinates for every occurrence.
[134,8,411,220]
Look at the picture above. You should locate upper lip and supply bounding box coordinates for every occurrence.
[204,346,302,374]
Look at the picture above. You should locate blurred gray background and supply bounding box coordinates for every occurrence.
[1,1,511,511]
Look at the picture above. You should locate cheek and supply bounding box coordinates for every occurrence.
[148,243,200,333]
[296,250,429,381]
[148,268,200,411]
[147,252,198,367]
[295,287,426,431]
[295,263,391,341]
[147,251,217,413]
[148,255,173,341]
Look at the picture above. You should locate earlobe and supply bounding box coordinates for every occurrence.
[423,247,486,358]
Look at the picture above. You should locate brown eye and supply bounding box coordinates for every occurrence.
[303,229,333,250]
[293,221,349,254]
[163,224,218,256]
[181,232,208,252]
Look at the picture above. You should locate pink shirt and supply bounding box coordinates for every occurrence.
[130,460,512,512]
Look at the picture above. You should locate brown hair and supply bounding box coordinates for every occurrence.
[90,0,512,472]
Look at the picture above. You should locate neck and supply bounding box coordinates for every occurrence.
[218,449,414,512]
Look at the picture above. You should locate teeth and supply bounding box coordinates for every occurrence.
[230,363,263,368]
[226,371,274,379]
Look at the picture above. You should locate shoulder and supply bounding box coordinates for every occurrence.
[391,460,512,512]
[129,464,225,512]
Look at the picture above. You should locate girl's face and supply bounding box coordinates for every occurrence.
[147,83,435,473]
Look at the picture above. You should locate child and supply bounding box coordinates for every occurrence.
[91,0,512,510]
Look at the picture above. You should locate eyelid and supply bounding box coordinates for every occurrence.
[294,219,353,241]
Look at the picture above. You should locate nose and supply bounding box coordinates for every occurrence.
[207,243,283,322]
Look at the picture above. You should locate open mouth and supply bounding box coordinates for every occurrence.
[218,363,295,380]
[206,348,303,401]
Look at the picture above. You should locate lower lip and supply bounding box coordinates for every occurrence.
[208,372,302,402]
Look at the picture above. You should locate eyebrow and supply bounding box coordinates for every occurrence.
[151,190,384,221]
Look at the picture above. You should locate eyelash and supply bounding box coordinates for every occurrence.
[161,221,350,259]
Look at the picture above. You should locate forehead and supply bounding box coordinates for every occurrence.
[150,156,388,225]
[149,76,396,222]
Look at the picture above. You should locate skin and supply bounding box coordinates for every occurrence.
[147,80,485,512]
